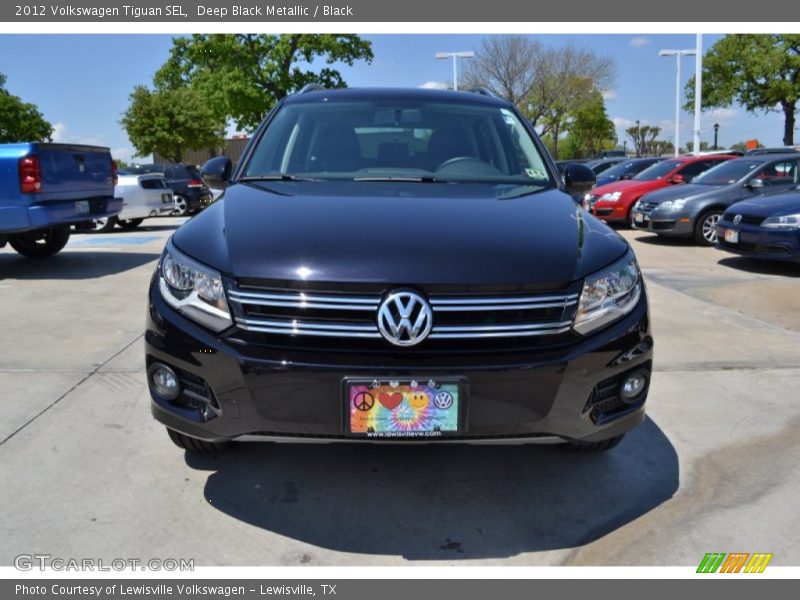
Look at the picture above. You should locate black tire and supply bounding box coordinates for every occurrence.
[167,428,230,453]
[564,434,625,453]
[8,227,71,258]
[117,218,144,230]
[172,195,189,216]
[693,210,722,246]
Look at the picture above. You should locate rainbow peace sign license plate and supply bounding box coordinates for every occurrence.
[345,378,465,438]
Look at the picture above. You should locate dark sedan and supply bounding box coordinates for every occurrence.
[593,157,665,189]
[716,192,800,261]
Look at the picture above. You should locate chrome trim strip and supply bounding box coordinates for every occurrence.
[237,317,377,332]
[432,300,576,311]
[429,326,571,339]
[430,293,578,305]
[229,290,377,304]
[433,320,573,333]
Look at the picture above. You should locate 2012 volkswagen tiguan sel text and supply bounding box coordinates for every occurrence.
[145,87,653,454]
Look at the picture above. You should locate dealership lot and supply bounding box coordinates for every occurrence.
[1,219,799,566]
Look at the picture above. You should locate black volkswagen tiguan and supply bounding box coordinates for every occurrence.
[146,87,653,453]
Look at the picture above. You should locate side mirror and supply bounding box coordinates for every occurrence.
[667,174,685,185]
[747,177,765,189]
[563,163,596,201]
[201,156,232,190]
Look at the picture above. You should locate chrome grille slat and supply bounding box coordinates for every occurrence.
[228,286,576,341]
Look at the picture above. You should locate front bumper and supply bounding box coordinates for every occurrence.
[145,279,653,444]
[593,201,630,223]
[0,197,122,235]
[716,220,800,262]
[631,208,694,237]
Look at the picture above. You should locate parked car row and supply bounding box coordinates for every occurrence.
[581,151,800,261]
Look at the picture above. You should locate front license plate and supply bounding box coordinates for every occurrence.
[724,228,739,243]
[634,211,645,223]
[345,378,463,438]
[162,193,173,204]
[75,200,89,215]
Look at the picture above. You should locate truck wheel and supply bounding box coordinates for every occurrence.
[167,428,230,453]
[564,434,625,453]
[8,227,71,258]
[117,218,144,230]
[172,195,188,216]
[88,216,117,233]
[693,210,722,246]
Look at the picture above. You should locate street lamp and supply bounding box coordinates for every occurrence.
[659,48,696,156]
[435,51,475,91]
[714,123,719,150]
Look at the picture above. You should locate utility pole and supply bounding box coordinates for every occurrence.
[435,51,475,91]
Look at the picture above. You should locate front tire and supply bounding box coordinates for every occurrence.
[117,218,144,230]
[167,428,230,453]
[694,210,722,246]
[564,434,625,453]
[8,227,71,258]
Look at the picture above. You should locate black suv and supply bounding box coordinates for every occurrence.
[146,87,652,454]
[128,163,212,215]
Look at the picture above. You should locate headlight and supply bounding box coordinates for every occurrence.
[158,241,233,332]
[659,199,687,212]
[600,191,622,202]
[573,251,642,335]
[762,213,800,229]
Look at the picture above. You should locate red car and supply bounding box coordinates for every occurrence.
[585,154,736,225]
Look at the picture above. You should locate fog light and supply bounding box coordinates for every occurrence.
[148,363,180,400]
[620,371,647,403]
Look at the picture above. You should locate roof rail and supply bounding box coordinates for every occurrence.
[297,83,326,95]
[470,88,497,98]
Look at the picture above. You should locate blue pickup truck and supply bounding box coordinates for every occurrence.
[0,143,121,257]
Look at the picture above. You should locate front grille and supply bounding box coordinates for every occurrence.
[173,366,219,410]
[722,212,764,225]
[638,201,659,212]
[226,281,580,352]
[584,364,650,424]
[595,208,614,216]
[719,240,791,255]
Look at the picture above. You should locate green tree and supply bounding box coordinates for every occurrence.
[155,34,373,132]
[0,73,53,143]
[626,124,663,156]
[121,85,225,163]
[685,35,800,145]
[562,90,616,158]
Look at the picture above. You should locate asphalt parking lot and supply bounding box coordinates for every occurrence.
[1,218,799,566]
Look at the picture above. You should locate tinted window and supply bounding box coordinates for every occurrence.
[756,159,798,185]
[677,160,714,181]
[693,159,762,185]
[632,159,682,180]
[243,99,553,185]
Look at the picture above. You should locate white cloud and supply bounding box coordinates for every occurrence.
[611,117,639,130]
[602,89,618,101]
[705,107,738,121]
[50,122,105,147]
[419,81,448,90]
[629,36,651,48]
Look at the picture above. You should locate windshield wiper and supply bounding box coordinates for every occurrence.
[239,174,320,182]
[352,175,446,183]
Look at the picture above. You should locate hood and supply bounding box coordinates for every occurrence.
[638,183,726,204]
[591,178,662,197]
[725,192,800,217]
[173,181,629,289]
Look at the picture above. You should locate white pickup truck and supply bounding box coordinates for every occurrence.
[89,170,175,232]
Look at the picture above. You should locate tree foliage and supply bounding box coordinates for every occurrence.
[155,34,374,132]
[463,36,615,158]
[560,90,616,159]
[121,85,225,163]
[685,35,800,145]
[0,73,53,143]
[626,125,668,156]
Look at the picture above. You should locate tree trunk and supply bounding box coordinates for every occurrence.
[782,101,795,146]
[552,122,560,160]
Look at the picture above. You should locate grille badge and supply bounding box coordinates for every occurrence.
[376,291,433,347]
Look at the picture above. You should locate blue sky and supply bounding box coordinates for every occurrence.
[0,33,788,161]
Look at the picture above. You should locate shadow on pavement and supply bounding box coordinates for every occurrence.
[632,234,696,247]
[186,418,678,561]
[0,251,160,280]
[717,256,800,277]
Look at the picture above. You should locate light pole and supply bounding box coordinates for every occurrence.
[435,51,474,91]
[659,48,696,156]
[714,123,719,150]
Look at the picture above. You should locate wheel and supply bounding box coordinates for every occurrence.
[172,195,189,216]
[564,434,625,453]
[87,216,117,233]
[8,227,71,258]
[693,210,722,246]
[167,428,230,453]
[117,218,144,230]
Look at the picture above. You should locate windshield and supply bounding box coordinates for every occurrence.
[632,159,682,181]
[601,160,646,179]
[692,160,762,185]
[242,99,553,186]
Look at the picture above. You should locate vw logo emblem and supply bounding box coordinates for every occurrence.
[377,290,433,347]
[733,214,742,225]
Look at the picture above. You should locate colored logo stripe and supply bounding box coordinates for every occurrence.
[697,552,773,573]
